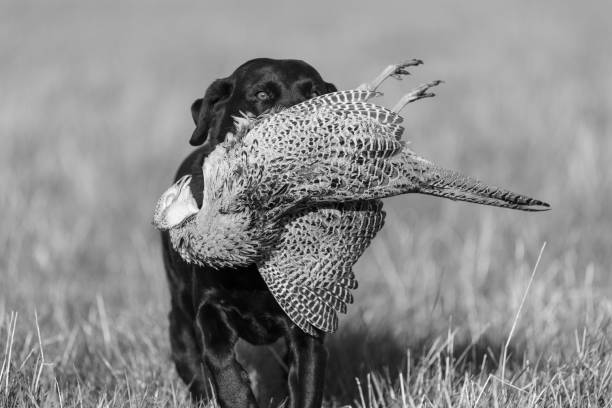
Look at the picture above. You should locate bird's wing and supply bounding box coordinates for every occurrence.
[257,201,385,336]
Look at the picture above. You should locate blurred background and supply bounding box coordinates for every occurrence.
[1,1,611,406]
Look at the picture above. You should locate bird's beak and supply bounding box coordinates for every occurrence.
[152,175,199,230]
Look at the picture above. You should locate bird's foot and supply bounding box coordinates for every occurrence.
[391,80,444,113]
[389,59,424,80]
[357,59,424,92]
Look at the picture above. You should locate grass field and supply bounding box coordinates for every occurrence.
[1,1,611,406]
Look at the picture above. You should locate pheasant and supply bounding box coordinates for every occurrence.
[153,61,549,335]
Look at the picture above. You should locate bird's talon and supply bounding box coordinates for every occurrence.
[391,80,444,112]
[399,59,423,68]
[393,68,411,77]
[390,60,423,79]
[416,80,444,95]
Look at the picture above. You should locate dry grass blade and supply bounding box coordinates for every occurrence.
[500,242,547,387]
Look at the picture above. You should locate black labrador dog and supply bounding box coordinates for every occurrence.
[161,58,337,408]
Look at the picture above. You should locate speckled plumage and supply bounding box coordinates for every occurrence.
[257,201,385,335]
[160,86,549,335]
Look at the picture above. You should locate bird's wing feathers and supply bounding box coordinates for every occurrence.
[257,201,385,336]
[241,97,406,205]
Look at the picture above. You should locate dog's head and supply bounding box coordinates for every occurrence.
[189,58,337,147]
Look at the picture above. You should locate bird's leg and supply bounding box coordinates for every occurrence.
[392,80,444,113]
[356,59,423,92]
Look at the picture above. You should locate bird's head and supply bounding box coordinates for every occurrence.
[152,175,199,231]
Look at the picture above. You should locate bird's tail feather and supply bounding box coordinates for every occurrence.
[406,155,551,211]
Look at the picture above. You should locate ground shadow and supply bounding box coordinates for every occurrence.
[236,324,525,406]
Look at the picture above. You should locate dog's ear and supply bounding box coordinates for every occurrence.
[190,78,234,146]
[190,98,203,125]
[324,82,338,93]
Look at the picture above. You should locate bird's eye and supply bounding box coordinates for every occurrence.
[256,91,270,101]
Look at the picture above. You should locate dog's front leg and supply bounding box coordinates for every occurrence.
[168,302,209,400]
[285,326,327,408]
[196,303,258,408]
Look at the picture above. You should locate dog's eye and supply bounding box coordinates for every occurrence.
[310,91,320,98]
[256,91,270,101]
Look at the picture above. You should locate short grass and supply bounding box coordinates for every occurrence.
[1,1,611,407]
